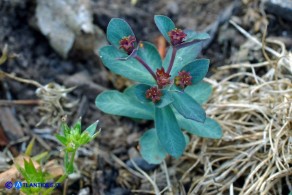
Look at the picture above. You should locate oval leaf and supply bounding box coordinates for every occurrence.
[185,81,212,105]
[181,59,209,84]
[155,90,174,108]
[155,106,186,158]
[171,91,206,123]
[154,15,175,43]
[176,114,222,139]
[137,42,162,70]
[84,120,99,137]
[139,128,167,164]
[95,90,154,120]
[184,30,210,42]
[163,42,203,78]
[99,46,156,85]
[107,18,135,49]
[134,84,151,103]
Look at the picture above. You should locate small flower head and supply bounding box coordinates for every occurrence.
[175,70,192,89]
[146,86,162,103]
[168,28,187,45]
[119,35,136,54]
[156,67,171,88]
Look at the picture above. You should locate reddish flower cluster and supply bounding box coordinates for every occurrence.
[156,67,171,88]
[145,86,162,103]
[168,28,187,45]
[119,36,136,54]
[175,70,192,88]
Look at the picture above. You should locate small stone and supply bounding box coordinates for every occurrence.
[106,188,131,195]
[78,187,90,195]
[166,1,179,15]
[262,0,292,21]
[128,147,140,159]
[126,157,158,172]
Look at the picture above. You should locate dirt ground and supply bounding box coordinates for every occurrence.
[0,0,291,194]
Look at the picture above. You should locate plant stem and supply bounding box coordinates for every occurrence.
[69,150,76,174]
[43,174,68,195]
[1,71,43,88]
[0,99,41,106]
[43,150,76,195]
[162,160,173,194]
[134,56,157,80]
[166,47,177,74]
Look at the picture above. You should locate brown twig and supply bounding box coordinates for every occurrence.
[0,99,41,106]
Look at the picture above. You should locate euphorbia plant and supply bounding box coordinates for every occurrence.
[96,15,222,164]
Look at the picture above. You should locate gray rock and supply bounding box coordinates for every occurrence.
[126,157,158,172]
[36,0,106,58]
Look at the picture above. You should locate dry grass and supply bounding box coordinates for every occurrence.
[177,23,292,195]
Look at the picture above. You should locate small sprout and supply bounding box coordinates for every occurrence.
[168,28,187,45]
[15,158,48,194]
[156,67,171,88]
[119,35,136,54]
[145,86,162,103]
[175,70,192,89]
[56,119,99,153]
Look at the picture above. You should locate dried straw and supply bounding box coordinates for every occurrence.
[177,23,292,195]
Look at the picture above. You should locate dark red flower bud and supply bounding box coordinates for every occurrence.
[175,71,192,88]
[145,86,162,103]
[119,36,136,54]
[156,67,171,88]
[168,28,187,45]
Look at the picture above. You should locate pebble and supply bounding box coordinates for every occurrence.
[262,0,292,21]
[126,157,158,172]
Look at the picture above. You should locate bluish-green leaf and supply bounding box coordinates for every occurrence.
[163,42,203,78]
[124,84,138,96]
[84,120,99,137]
[134,84,151,103]
[176,114,222,139]
[156,90,174,108]
[95,90,154,120]
[107,18,135,49]
[139,128,167,164]
[155,106,186,158]
[185,81,212,105]
[171,91,206,122]
[184,30,210,42]
[125,85,155,119]
[99,46,156,85]
[181,59,209,84]
[154,15,175,43]
[137,42,162,70]
[183,133,190,146]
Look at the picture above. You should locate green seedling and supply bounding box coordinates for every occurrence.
[95,15,222,164]
[16,119,99,195]
[55,118,99,174]
[15,158,51,195]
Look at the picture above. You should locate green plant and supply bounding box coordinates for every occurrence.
[16,159,51,194]
[95,15,222,164]
[55,118,99,176]
[16,119,99,195]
